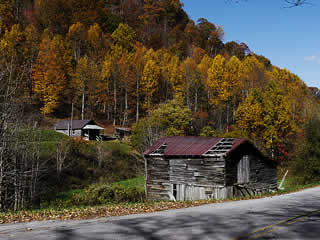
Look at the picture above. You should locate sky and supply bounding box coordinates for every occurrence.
[181,0,320,88]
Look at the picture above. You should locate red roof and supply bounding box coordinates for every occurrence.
[143,136,248,156]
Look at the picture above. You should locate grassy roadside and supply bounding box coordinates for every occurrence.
[1,179,320,224]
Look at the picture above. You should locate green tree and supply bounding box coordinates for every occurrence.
[295,117,320,183]
[131,98,193,152]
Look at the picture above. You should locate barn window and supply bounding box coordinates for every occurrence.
[151,144,167,155]
[237,155,250,183]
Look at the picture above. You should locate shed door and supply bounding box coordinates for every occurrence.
[237,155,250,184]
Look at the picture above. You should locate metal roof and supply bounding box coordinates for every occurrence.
[83,125,104,130]
[143,136,248,157]
[54,120,96,130]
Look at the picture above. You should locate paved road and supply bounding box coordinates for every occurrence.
[1,186,320,240]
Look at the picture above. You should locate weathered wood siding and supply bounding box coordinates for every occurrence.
[56,129,82,137]
[169,157,225,186]
[146,156,229,200]
[168,157,226,200]
[237,155,250,184]
[146,157,171,200]
[225,144,277,197]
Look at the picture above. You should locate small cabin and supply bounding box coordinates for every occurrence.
[143,136,277,201]
[54,119,104,141]
[115,127,131,140]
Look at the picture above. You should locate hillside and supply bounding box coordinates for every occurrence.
[0,0,319,211]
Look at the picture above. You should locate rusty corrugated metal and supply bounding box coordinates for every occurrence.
[143,136,247,156]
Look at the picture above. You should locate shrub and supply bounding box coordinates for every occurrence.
[68,183,145,206]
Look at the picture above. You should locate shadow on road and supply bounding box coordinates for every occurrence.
[53,199,320,240]
[55,227,104,240]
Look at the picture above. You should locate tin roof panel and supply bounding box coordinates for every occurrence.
[143,136,247,156]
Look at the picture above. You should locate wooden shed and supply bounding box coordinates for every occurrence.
[143,136,277,201]
[54,119,104,140]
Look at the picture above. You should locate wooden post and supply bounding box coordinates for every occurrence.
[278,170,288,190]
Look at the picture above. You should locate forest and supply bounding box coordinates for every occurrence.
[0,0,320,211]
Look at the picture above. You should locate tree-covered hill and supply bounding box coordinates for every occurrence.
[1,0,317,156]
[0,0,319,211]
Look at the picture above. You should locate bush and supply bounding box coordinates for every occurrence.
[68,183,145,206]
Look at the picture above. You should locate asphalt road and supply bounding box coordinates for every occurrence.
[1,186,320,240]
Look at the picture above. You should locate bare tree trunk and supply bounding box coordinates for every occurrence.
[123,82,128,126]
[194,89,198,112]
[97,144,103,168]
[113,79,117,126]
[81,86,85,120]
[56,140,69,178]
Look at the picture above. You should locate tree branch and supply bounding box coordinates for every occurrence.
[227,0,314,7]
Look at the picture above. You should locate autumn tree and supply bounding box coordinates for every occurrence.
[224,41,249,60]
[0,24,44,211]
[67,22,86,62]
[207,54,226,106]
[109,23,136,125]
[0,24,25,90]
[141,59,161,109]
[23,24,40,103]
[131,43,148,122]
[181,57,202,111]
[272,68,311,126]
[167,55,184,99]
[224,56,243,123]
[72,56,100,119]
[240,55,267,96]
[262,80,297,159]
[111,23,136,58]
[235,88,265,148]
[33,33,72,114]
[87,23,107,63]
[236,81,297,160]
[0,2,14,34]
[118,52,134,126]
[99,53,113,119]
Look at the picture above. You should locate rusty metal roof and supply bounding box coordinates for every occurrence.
[143,136,248,156]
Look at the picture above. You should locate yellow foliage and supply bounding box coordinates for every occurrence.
[207,54,226,105]
[168,56,184,98]
[33,34,71,114]
[141,59,160,107]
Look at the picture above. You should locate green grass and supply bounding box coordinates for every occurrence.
[19,128,69,142]
[114,176,145,189]
[55,189,85,201]
[50,176,146,207]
